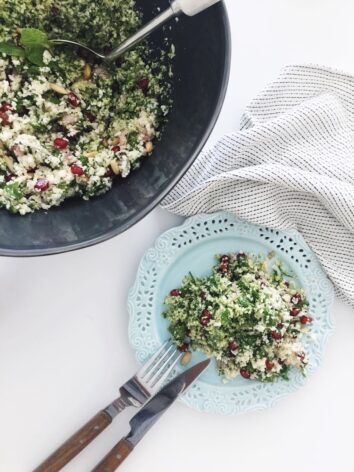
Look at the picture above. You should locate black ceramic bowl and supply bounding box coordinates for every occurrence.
[0,1,230,256]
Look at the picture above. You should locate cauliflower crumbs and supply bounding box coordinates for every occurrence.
[163,252,312,382]
[0,0,172,214]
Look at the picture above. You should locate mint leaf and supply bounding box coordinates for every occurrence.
[20,28,51,49]
[0,42,25,58]
[24,46,46,67]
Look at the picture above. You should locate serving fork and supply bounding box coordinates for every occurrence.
[34,341,181,472]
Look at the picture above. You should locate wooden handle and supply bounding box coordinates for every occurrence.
[34,410,113,472]
[92,439,134,472]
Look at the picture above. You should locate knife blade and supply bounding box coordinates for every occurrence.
[92,358,210,472]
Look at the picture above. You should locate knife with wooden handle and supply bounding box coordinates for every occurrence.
[92,359,210,472]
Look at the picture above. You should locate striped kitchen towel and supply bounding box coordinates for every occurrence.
[162,64,354,306]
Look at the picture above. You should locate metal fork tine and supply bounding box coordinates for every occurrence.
[147,348,181,387]
[150,351,182,391]
[137,340,171,378]
[139,343,175,381]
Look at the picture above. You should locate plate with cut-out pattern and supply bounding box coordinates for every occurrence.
[128,212,334,415]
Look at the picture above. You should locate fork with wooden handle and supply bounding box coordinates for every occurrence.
[34,342,180,472]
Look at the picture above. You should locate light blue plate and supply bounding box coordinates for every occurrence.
[128,212,334,415]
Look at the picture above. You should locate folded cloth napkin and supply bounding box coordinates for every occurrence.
[162,64,354,307]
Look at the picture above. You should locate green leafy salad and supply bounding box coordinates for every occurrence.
[163,252,313,382]
[0,0,172,214]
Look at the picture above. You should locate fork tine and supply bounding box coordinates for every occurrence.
[147,348,181,388]
[150,351,182,391]
[137,340,171,378]
[139,343,176,382]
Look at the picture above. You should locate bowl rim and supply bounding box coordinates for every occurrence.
[2,2,232,258]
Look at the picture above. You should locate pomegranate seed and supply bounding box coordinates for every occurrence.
[112,145,121,153]
[201,309,212,319]
[277,323,284,329]
[85,112,96,123]
[291,293,302,305]
[170,289,181,297]
[265,359,274,370]
[137,78,149,93]
[67,92,80,107]
[0,111,10,126]
[34,179,49,191]
[200,316,211,326]
[179,343,189,352]
[70,164,84,176]
[220,255,229,263]
[5,174,14,182]
[105,166,115,178]
[298,352,306,362]
[240,369,251,379]
[300,315,313,325]
[0,102,12,112]
[53,137,69,150]
[228,340,239,351]
[271,331,282,340]
[290,307,301,317]
[219,263,229,274]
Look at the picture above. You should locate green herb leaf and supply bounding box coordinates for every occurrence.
[24,46,46,66]
[20,28,51,49]
[0,42,25,58]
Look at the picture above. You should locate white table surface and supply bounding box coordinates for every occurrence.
[1,1,354,471]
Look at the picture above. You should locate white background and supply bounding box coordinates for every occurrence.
[1,1,354,471]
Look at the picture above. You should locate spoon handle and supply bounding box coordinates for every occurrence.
[105,0,221,61]
[105,7,176,61]
[172,0,221,16]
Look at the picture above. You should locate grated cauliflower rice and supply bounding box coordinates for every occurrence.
[163,252,313,382]
[0,0,171,214]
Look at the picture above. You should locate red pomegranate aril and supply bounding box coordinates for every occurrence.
[179,343,189,352]
[300,315,313,325]
[201,309,212,319]
[53,137,69,150]
[200,312,212,325]
[228,340,239,351]
[67,92,80,107]
[277,323,284,329]
[291,293,302,305]
[86,112,96,122]
[137,78,149,93]
[240,369,251,379]
[0,111,10,126]
[105,166,115,178]
[219,263,229,274]
[112,145,121,153]
[298,352,306,362]
[35,179,49,191]
[271,331,282,340]
[5,173,14,182]
[170,289,181,297]
[0,102,12,112]
[220,255,229,263]
[265,359,274,370]
[70,164,84,176]
[290,307,301,317]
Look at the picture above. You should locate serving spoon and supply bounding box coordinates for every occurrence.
[52,0,221,61]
